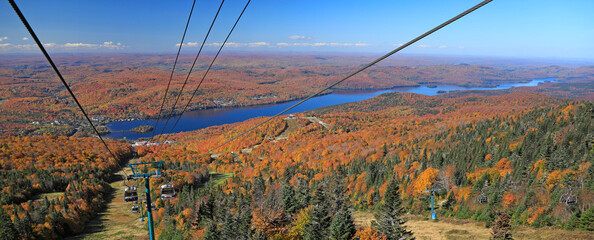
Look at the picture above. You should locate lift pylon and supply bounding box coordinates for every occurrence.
[128,161,164,240]
[422,185,439,220]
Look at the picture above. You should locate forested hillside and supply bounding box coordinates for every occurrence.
[0,136,133,239]
[1,54,592,137]
[124,92,592,239]
[1,54,592,239]
[1,91,591,239]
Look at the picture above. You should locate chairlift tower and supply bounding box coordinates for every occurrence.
[128,161,164,240]
[422,185,439,220]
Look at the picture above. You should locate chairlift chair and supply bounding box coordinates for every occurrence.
[131,204,140,213]
[559,193,569,204]
[478,193,488,204]
[141,199,157,210]
[565,194,578,206]
[160,184,176,200]
[149,202,157,211]
[124,186,138,202]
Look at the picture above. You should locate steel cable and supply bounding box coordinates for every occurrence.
[156,0,226,140]
[149,0,198,143]
[8,0,134,185]
[204,0,493,155]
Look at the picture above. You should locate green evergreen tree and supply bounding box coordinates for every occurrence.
[252,176,266,199]
[564,210,581,230]
[0,207,18,240]
[579,206,594,231]
[296,178,311,209]
[329,206,356,240]
[587,163,594,190]
[219,209,236,239]
[329,177,347,213]
[199,194,215,221]
[304,186,331,240]
[477,207,495,226]
[442,191,456,210]
[372,177,414,240]
[440,191,456,217]
[203,221,220,240]
[252,230,267,240]
[282,182,298,214]
[237,205,253,238]
[159,219,185,240]
[13,211,32,239]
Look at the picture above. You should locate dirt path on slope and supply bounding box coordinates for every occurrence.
[215,115,328,159]
[66,168,148,240]
[302,116,330,129]
[238,117,300,155]
[274,117,300,140]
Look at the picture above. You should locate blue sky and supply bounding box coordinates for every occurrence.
[1,0,593,59]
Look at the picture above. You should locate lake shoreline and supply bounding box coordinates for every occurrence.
[105,79,540,126]
[106,78,556,140]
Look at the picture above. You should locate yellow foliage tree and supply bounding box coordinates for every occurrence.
[355,227,387,240]
[286,206,312,240]
[406,167,438,197]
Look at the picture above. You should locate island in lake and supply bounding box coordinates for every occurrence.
[130,125,154,133]
[96,126,111,135]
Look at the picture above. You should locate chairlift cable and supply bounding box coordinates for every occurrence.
[156,0,226,141]
[149,0,198,143]
[8,0,132,185]
[164,0,252,138]
[203,0,493,155]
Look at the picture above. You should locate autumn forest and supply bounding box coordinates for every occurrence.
[0,54,593,240]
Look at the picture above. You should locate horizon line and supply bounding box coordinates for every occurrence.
[1,52,594,65]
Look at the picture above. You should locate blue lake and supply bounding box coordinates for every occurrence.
[106,78,555,140]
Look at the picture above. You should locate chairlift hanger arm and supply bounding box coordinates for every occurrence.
[128,161,165,178]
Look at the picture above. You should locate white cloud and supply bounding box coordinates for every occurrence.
[224,42,271,48]
[64,43,95,48]
[176,42,199,47]
[280,42,369,47]
[0,43,37,50]
[61,41,124,49]
[101,41,123,49]
[288,35,313,41]
[418,44,431,48]
[22,37,29,41]
[179,42,273,48]
[204,42,221,47]
[189,42,269,48]
[0,41,125,51]
[178,41,370,48]
[458,46,465,49]
[248,42,270,47]
[393,43,404,47]
[439,45,447,49]
[0,37,7,42]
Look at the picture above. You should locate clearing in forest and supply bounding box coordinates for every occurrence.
[65,168,148,240]
[353,211,594,240]
[32,191,64,203]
